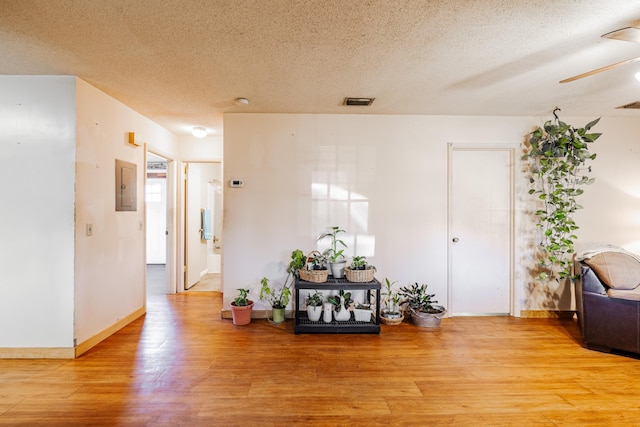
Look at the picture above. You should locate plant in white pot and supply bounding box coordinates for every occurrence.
[327,289,352,321]
[317,226,347,279]
[305,290,324,322]
[399,282,446,328]
[230,288,254,326]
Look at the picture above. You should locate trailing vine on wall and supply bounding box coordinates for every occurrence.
[522,109,601,282]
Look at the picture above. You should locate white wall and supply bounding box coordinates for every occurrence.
[178,134,223,161]
[0,76,76,348]
[74,79,178,345]
[223,113,640,313]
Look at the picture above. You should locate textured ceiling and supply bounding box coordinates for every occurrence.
[2,0,640,136]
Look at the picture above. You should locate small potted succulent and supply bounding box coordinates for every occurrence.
[230,288,254,325]
[305,290,324,322]
[399,282,446,328]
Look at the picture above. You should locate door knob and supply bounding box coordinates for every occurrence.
[452,237,460,242]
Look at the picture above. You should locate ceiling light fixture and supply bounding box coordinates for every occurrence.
[235,98,249,106]
[635,71,640,82]
[192,126,207,138]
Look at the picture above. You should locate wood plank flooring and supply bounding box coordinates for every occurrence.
[2,292,640,426]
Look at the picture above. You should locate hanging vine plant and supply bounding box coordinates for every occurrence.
[522,109,601,282]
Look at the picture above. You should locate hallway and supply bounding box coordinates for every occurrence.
[146,264,220,295]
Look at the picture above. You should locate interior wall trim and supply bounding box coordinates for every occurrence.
[74,306,146,358]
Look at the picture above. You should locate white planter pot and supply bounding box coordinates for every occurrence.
[333,296,351,321]
[354,308,372,322]
[329,260,347,278]
[307,305,322,322]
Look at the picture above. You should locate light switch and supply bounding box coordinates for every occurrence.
[86,224,93,236]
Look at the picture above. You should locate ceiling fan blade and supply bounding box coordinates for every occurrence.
[602,27,640,43]
[560,56,640,83]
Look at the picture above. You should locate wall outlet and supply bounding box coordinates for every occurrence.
[86,224,93,236]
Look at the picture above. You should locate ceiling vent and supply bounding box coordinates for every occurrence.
[617,101,640,109]
[343,97,375,106]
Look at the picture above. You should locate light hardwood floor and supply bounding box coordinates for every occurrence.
[2,292,640,426]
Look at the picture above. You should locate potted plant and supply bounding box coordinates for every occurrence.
[305,290,324,322]
[344,255,376,282]
[259,249,306,323]
[327,289,352,321]
[317,226,347,278]
[309,251,328,271]
[230,288,253,325]
[399,282,446,328]
[354,302,373,322]
[299,250,329,283]
[521,112,601,282]
[259,277,291,324]
[380,278,403,325]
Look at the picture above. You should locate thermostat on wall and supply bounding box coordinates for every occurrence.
[230,178,244,188]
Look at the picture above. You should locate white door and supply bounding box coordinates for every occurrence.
[448,146,513,315]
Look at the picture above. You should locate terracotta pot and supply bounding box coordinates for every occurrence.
[231,300,254,325]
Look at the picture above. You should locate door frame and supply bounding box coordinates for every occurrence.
[145,146,178,295]
[179,160,223,291]
[446,143,517,316]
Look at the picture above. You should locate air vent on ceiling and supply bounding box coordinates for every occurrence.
[343,97,375,106]
[617,101,640,109]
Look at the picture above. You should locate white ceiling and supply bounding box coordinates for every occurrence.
[2,0,640,136]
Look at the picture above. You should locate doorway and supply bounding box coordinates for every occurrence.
[146,152,169,296]
[448,145,514,316]
[183,162,222,291]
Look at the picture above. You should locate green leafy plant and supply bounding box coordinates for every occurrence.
[522,114,601,281]
[233,288,250,307]
[305,291,324,307]
[381,278,400,314]
[327,289,352,312]
[259,249,306,309]
[350,255,367,270]
[259,277,291,309]
[288,249,307,278]
[309,251,328,270]
[399,282,443,314]
[317,226,347,262]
